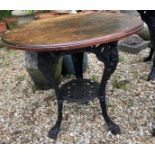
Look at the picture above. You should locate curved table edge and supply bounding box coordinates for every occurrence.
[1,23,144,52]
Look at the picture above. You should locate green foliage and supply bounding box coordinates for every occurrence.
[24,10,35,15]
[91,74,97,81]
[31,84,38,93]
[8,23,17,29]
[4,61,13,67]
[65,74,75,79]
[14,75,25,81]
[119,55,126,63]
[0,10,12,19]
[112,79,129,90]
[31,101,40,107]
[7,49,18,56]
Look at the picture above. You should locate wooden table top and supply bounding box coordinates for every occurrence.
[2,12,143,51]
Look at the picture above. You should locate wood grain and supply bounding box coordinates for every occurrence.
[2,12,143,51]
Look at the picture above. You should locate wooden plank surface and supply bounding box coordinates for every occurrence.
[2,12,143,51]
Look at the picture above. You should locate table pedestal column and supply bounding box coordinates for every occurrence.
[71,52,84,79]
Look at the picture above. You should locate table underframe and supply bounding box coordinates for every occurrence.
[34,41,121,140]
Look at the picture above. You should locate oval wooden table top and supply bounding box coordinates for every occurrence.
[2,12,143,52]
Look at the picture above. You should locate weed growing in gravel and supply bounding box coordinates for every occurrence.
[14,75,25,81]
[31,84,38,93]
[31,101,40,108]
[132,69,140,80]
[119,55,126,63]
[91,74,97,81]
[112,79,130,90]
[4,60,13,67]
[121,98,134,107]
[65,74,76,79]
[6,49,18,56]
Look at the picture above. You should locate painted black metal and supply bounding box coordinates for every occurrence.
[152,128,155,137]
[47,41,120,139]
[93,42,121,135]
[34,52,63,139]
[60,79,100,102]
[71,52,84,78]
[138,10,155,80]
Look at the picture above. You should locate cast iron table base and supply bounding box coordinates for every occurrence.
[39,41,121,140]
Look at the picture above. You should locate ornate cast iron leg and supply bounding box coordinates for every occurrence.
[48,98,63,139]
[37,52,63,139]
[94,42,121,135]
[71,52,84,78]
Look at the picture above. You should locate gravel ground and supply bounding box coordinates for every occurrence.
[0,46,155,144]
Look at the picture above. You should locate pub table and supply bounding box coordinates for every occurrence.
[2,12,143,139]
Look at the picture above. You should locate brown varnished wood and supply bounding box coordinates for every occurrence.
[2,12,143,51]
